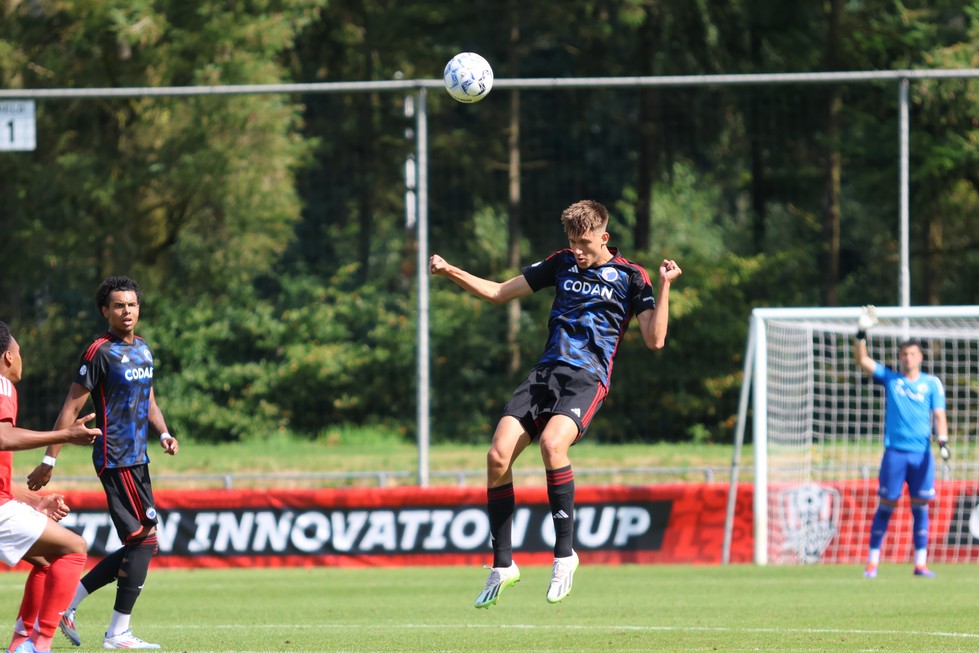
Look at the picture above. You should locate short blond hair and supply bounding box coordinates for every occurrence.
[560,200,609,238]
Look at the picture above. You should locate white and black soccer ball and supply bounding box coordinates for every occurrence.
[443,52,494,104]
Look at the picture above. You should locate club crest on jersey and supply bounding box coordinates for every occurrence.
[600,267,618,282]
[79,364,88,376]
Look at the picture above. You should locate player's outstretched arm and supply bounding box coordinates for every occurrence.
[637,259,682,350]
[0,413,98,452]
[429,254,532,304]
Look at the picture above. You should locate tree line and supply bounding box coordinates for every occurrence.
[2,0,979,445]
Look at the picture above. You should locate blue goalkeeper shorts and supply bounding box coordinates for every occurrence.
[877,447,935,502]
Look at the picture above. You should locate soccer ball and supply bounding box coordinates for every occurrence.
[443,52,493,104]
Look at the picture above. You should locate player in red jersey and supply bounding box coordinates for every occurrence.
[0,321,99,653]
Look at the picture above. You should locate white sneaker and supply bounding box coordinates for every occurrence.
[546,550,580,603]
[102,630,160,649]
[473,562,521,608]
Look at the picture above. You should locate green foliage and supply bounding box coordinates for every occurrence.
[7,0,979,448]
[147,271,416,442]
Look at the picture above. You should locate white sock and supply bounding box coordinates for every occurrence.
[106,611,131,638]
[13,617,28,637]
[68,584,89,612]
[915,548,928,567]
[868,548,881,565]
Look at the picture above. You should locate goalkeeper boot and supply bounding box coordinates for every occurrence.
[473,562,520,608]
[546,549,580,603]
[863,563,878,579]
[913,566,936,578]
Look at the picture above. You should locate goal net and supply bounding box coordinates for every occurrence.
[731,306,979,565]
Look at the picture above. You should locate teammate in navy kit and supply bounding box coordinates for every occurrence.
[430,200,682,607]
[854,306,948,579]
[27,277,179,649]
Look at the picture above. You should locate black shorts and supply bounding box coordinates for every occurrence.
[502,363,608,442]
[99,464,158,542]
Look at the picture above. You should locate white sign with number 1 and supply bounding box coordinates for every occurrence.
[0,100,36,151]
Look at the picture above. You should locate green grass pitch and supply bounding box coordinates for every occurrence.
[4,563,978,652]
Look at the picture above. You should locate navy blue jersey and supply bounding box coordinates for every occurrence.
[74,332,155,474]
[521,248,655,387]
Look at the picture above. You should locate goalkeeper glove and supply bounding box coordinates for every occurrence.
[938,438,951,461]
[856,305,879,341]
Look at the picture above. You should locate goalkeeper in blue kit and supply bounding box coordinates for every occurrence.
[853,306,949,578]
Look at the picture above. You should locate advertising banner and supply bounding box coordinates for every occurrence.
[769,479,979,564]
[4,483,755,569]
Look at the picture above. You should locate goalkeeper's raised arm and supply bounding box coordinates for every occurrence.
[853,305,878,376]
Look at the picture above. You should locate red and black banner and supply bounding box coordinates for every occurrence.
[5,483,755,569]
[20,478,979,569]
[768,479,979,564]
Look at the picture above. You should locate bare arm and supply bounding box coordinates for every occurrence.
[149,388,179,455]
[933,408,948,440]
[11,486,69,520]
[853,338,877,376]
[636,259,683,350]
[0,410,98,452]
[26,383,94,490]
[429,254,533,304]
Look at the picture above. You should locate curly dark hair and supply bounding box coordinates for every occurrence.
[0,321,9,356]
[96,276,142,309]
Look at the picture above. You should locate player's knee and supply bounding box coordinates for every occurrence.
[486,447,510,476]
[538,437,569,465]
[67,532,88,556]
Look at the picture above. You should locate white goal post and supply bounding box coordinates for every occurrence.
[725,306,979,565]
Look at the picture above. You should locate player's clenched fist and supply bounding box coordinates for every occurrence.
[660,259,682,282]
[429,254,451,277]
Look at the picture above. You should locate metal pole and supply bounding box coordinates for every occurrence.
[723,320,756,564]
[415,88,430,487]
[752,313,769,565]
[899,78,910,308]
